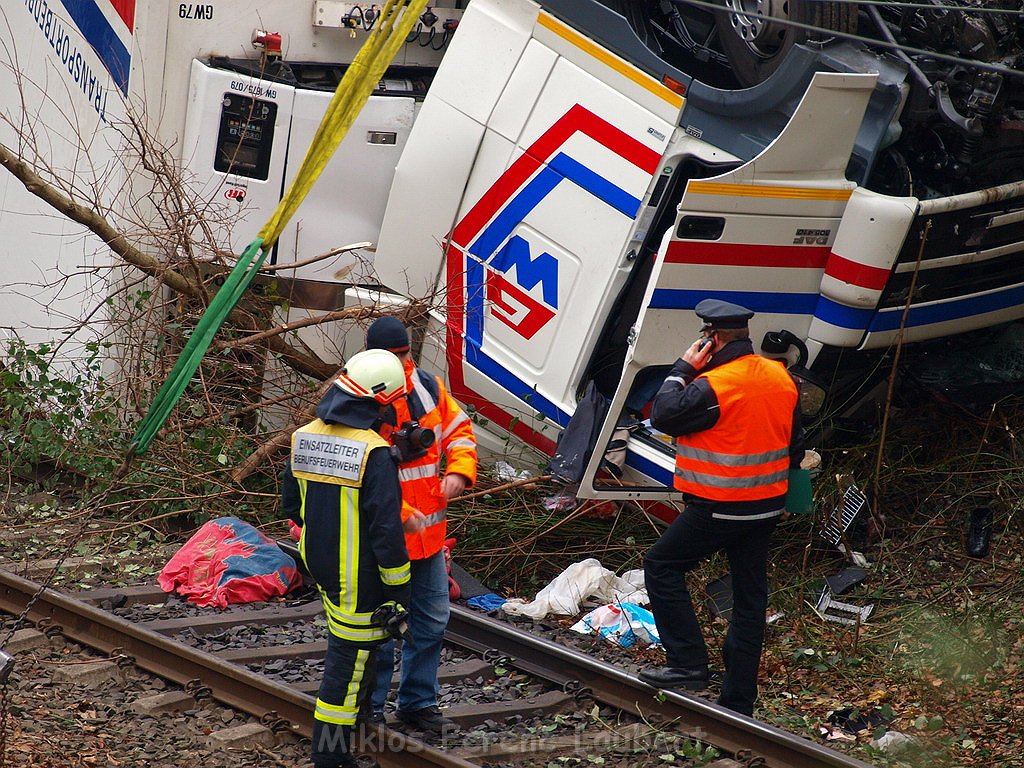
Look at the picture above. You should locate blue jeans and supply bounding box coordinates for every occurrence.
[372,551,450,713]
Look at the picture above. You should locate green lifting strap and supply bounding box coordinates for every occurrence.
[127,237,266,456]
[126,0,431,459]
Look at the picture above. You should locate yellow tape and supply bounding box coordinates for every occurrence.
[258,0,431,249]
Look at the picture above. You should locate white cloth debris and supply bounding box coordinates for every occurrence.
[871,732,916,753]
[570,602,660,648]
[501,558,648,619]
[494,460,531,481]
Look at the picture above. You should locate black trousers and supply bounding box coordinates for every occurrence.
[312,634,378,767]
[644,503,778,716]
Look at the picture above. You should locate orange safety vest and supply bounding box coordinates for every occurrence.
[379,361,478,560]
[674,355,797,502]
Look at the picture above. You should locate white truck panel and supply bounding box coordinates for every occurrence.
[532,10,684,126]
[446,36,670,424]
[807,187,917,351]
[487,39,558,144]
[1,2,129,349]
[373,97,488,298]
[424,0,539,127]
[738,73,878,182]
[275,91,415,280]
[519,56,673,158]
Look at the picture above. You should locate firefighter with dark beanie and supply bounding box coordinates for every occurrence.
[281,349,412,768]
[638,299,803,717]
[365,315,478,733]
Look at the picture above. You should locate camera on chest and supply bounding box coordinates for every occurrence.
[391,420,435,463]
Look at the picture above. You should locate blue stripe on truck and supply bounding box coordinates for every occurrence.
[60,0,131,95]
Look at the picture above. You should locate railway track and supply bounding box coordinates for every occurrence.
[0,568,873,768]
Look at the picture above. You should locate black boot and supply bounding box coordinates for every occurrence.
[966,506,992,558]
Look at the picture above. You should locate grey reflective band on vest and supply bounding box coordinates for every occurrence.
[422,509,447,526]
[398,463,438,482]
[664,375,687,386]
[712,508,784,521]
[676,444,788,467]
[674,467,789,488]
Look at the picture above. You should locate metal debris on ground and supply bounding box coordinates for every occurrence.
[821,478,869,547]
[816,588,874,626]
[825,566,868,596]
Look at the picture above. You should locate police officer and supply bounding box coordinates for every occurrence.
[638,299,803,717]
[281,349,412,768]
[365,316,478,733]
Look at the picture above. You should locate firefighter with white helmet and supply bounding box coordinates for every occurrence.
[282,349,411,768]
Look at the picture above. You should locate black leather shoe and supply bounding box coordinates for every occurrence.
[637,665,709,690]
[966,506,993,558]
[396,705,458,733]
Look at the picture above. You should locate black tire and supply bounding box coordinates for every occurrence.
[714,0,859,87]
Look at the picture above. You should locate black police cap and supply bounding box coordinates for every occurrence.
[695,299,754,330]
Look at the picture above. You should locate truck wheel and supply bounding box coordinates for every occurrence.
[714,0,858,87]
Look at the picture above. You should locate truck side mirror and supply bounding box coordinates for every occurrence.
[790,366,827,419]
[762,329,808,368]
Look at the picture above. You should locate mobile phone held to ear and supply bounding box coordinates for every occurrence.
[698,337,713,351]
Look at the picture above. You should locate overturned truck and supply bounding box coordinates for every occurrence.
[1,0,1023,507]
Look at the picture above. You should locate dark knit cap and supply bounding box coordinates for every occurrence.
[366,316,410,353]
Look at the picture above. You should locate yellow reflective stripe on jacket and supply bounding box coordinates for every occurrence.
[320,594,388,642]
[313,648,370,725]
[339,485,359,613]
[379,561,411,586]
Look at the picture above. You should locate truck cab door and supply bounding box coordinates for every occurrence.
[441,9,682,458]
[576,72,877,502]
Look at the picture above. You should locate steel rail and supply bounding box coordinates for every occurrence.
[0,569,475,768]
[446,605,874,768]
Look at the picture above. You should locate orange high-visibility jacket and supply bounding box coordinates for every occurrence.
[379,361,478,560]
[674,356,797,502]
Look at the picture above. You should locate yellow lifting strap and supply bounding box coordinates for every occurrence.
[125,0,431,461]
[259,0,431,249]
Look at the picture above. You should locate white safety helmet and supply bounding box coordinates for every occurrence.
[334,349,407,405]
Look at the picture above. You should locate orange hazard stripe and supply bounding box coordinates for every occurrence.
[687,181,853,201]
[538,13,684,108]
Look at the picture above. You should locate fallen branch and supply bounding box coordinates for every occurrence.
[454,474,551,502]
